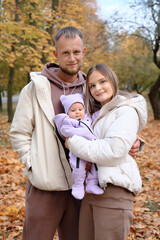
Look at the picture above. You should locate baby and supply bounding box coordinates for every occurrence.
[54,93,104,199]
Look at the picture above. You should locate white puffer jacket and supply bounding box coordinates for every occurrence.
[68,94,147,196]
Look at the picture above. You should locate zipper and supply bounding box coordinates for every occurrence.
[78,120,94,135]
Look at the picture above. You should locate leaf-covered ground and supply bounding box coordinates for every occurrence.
[0,112,159,240]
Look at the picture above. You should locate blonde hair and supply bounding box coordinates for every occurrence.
[85,64,119,115]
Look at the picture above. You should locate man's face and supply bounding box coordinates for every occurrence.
[53,35,86,76]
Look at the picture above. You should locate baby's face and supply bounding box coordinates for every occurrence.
[68,102,85,120]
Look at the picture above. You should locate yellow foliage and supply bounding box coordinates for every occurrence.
[0,0,110,90]
[5,205,19,216]
[51,0,108,72]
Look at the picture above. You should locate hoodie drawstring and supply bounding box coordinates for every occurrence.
[61,82,77,96]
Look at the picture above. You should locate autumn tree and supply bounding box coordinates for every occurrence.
[51,0,110,72]
[0,0,110,121]
[129,0,160,119]
[0,0,54,121]
[106,0,160,119]
[1,0,21,122]
[109,32,159,93]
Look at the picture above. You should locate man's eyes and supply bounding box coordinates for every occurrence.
[63,52,69,55]
[74,51,80,54]
[63,51,80,55]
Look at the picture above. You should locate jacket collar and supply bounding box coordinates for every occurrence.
[30,72,55,127]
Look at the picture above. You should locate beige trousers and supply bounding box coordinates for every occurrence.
[79,184,134,240]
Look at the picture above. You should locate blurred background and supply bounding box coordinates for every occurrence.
[0,1,160,239]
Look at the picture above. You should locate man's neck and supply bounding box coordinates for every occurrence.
[57,69,78,83]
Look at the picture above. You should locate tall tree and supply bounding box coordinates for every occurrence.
[0,0,110,121]
[106,0,160,119]
[8,0,20,122]
[146,1,160,119]
[51,0,109,72]
[131,0,160,119]
[0,0,53,121]
[110,33,158,93]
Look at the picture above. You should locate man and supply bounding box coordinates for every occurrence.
[10,26,140,240]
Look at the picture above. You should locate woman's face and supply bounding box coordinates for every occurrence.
[88,70,114,106]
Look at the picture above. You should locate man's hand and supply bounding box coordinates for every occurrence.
[129,136,140,158]
[65,137,69,149]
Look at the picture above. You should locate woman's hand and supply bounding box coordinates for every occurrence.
[129,136,140,158]
[65,137,69,149]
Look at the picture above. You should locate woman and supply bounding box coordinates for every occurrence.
[65,64,147,240]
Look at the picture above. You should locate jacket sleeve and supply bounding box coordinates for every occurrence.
[53,114,69,140]
[9,83,34,170]
[138,137,145,152]
[61,123,95,140]
[55,115,95,140]
[68,107,140,167]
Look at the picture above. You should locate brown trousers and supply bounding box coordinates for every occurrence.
[79,184,134,240]
[23,181,81,240]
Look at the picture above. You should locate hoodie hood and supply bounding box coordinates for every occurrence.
[41,62,86,89]
[39,62,86,115]
[97,92,147,133]
[117,93,147,132]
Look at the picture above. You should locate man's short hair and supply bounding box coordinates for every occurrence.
[54,26,83,47]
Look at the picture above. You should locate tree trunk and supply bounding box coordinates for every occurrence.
[0,91,2,111]
[52,0,59,11]
[27,72,30,83]
[7,0,20,122]
[7,67,14,122]
[148,74,160,120]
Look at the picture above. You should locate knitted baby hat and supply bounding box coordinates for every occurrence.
[60,93,84,114]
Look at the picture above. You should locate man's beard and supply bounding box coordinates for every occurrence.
[60,65,82,76]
